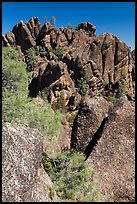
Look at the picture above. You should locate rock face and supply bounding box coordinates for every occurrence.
[3,17,41,52]
[71,96,112,152]
[2,17,135,104]
[87,97,135,201]
[2,122,61,202]
[131,49,135,82]
[2,16,135,202]
[131,49,135,61]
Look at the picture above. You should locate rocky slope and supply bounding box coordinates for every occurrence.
[2,17,135,202]
[2,17,135,107]
[71,96,135,201]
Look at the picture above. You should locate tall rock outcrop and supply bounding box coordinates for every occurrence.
[2,17,135,104]
[2,17,41,52]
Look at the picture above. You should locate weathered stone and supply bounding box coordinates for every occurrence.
[131,49,135,82]
[87,97,135,201]
[76,22,96,36]
[71,96,112,152]
[2,122,61,202]
[3,18,135,102]
[12,20,36,51]
[5,32,15,45]
[131,49,135,61]
[2,35,10,47]
[2,17,41,52]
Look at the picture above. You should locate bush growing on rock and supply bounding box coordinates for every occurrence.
[42,150,100,202]
[25,46,39,71]
[52,47,64,60]
[108,95,116,104]
[118,79,127,97]
[25,46,48,72]
[77,75,90,96]
[2,46,62,138]
[3,91,62,138]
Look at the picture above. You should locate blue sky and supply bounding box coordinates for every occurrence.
[2,2,135,50]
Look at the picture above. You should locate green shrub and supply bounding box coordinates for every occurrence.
[118,79,127,97]
[66,112,77,125]
[50,16,56,27]
[42,154,55,175]
[2,46,23,61]
[53,47,64,59]
[77,75,90,96]
[25,45,48,71]
[2,47,28,92]
[25,47,39,71]
[3,92,62,138]
[67,23,74,30]
[108,95,116,104]
[36,45,48,57]
[103,78,109,86]
[2,46,62,138]
[42,150,100,202]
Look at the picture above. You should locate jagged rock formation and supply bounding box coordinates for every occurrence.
[2,122,61,202]
[131,49,135,61]
[2,17,41,51]
[131,49,135,82]
[2,16,135,202]
[2,17,135,106]
[87,97,135,201]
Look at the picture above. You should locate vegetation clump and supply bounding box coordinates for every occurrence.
[25,46,48,71]
[118,79,127,97]
[108,95,116,104]
[2,46,62,138]
[25,46,39,71]
[52,47,64,60]
[77,75,90,96]
[42,149,100,202]
[50,16,56,27]
[67,23,74,30]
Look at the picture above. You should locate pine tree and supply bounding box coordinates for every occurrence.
[50,16,56,27]
[67,23,74,30]
[44,16,47,23]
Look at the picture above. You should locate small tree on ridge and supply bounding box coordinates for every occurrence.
[51,16,56,27]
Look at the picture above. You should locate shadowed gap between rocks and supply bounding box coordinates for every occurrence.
[84,116,108,160]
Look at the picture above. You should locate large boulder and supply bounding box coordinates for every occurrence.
[87,97,135,201]
[2,122,61,202]
[71,96,112,152]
